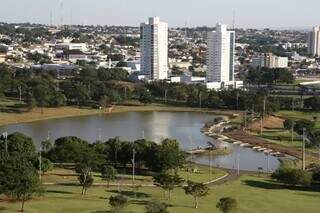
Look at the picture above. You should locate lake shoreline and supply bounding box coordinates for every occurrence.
[0,105,238,127]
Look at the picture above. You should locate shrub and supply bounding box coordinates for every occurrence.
[145,200,168,213]
[216,197,237,213]
[271,167,312,186]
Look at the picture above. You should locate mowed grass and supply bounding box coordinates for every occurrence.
[276,111,320,125]
[258,130,303,148]
[42,165,226,185]
[1,176,320,213]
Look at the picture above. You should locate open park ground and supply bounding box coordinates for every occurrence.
[1,174,319,213]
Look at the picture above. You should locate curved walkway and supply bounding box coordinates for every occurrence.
[42,171,235,187]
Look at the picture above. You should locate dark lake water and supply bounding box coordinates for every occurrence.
[0,111,281,171]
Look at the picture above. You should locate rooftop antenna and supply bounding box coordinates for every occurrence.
[70,9,73,26]
[59,0,64,27]
[50,9,53,26]
[232,10,236,30]
[184,21,188,41]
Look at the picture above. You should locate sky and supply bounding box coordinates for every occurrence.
[0,0,318,29]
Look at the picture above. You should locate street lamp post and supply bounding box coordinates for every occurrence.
[237,153,240,176]
[39,143,42,182]
[302,128,306,171]
[164,89,167,104]
[132,148,135,185]
[236,91,239,110]
[2,132,8,153]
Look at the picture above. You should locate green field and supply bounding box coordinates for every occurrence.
[258,130,303,148]
[1,175,319,213]
[276,111,320,130]
[42,165,226,186]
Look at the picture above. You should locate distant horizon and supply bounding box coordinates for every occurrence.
[0,21,314,31]
[0,0,319,30]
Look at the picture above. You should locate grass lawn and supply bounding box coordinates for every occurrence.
[1,175,319,213]
[42,165,226,186]
[258,130,303,148]
[276,111,320,125]
[0,97,25,113]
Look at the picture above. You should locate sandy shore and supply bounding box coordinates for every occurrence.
[0,105,237,127]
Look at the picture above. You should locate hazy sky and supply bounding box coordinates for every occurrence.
[0,0,318,28]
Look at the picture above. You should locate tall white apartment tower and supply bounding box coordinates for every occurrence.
[140,17,168,80]
[308,26,320,56]
[207,23,235,83]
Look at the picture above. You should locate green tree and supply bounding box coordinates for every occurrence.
[47,136,91,163]
[183,181,209,209]
[153,172,183,200]
[293,119,315,135]
[0,154,42,212]
[216,197,237,213]
[158,139,186,172]
[41,139,52,152]
[73,84,90,106]
[76,164,94,195]
[283,118,295,131]
[139,89,153,104]
[105,137,123,165]
[99,95,111,108]
[109,195,128,213]
[101,165,117,187]
[311,164,320,182]
[116,61,128,67]
[304,96,320,111]
[4,132,37,160]
[34,157,53,174]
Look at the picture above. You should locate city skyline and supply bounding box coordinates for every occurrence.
[0,0,319,29]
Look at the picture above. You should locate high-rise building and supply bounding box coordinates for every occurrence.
[206,23,235,83]
[308,26,320,56]
[140,17,168,80]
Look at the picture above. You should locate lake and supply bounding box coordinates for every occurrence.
[0,111,281,171]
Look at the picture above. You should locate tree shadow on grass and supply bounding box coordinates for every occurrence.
[242,180,320,192]
[295,192,320,198]
[107,190,150,198]
[51,173,76,177]
[46,190,74,194]
[129,200,149,206]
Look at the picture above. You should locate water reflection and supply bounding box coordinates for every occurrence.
[0,111,280,171]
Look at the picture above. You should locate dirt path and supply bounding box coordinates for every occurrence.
[207,168,259,186]
[225,129,319,160]
[0,105,238,127]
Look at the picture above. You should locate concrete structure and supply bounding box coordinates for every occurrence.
[206,23,239,90]
[0,54,5,63]
[308,26,320,56]
[206,81,243,90]
[56,43,88,52]
[265,53,288,68]
[251,56,265,69]
[251,53,288,68]
[181,74,206,84]
[140,17,168,80]
[207,23,235,83]
[127,60,141,72]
